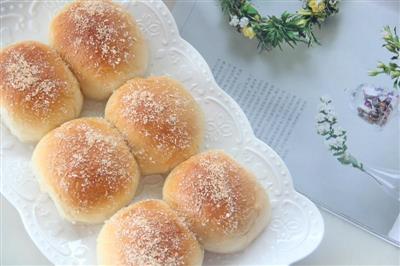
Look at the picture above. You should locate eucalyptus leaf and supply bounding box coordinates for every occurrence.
[370,26,400,90]
[337,156,351,165]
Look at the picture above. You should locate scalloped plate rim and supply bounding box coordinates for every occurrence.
[0,0,324,265]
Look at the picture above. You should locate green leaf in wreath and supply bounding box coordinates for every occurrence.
[243,2,259,16]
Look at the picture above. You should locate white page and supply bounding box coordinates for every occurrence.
[171,0,400,245]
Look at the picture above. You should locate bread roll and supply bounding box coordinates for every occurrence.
[97,199,204,266]
[32,117,140,224]
[49,0,148,100]
[105,76,204,176]
[0,41,82,142]
[163,150,271,253]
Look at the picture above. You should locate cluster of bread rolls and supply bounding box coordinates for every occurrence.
[1,0,271,265]
[0,0,147,142]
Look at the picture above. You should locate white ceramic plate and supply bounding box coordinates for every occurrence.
[0,0,324,265]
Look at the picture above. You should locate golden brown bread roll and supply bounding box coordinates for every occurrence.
[97,199,204,266]
[163,150,271,253]
[105,76,204,176]
[49,0,148,100]
[0,41,83,142]
[32,117,140,224]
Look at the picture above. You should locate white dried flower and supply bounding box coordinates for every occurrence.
[319,103,335,114]
[316,113,326,123]
[336,136,345,145]
[332,125,345,136]
[316,97,364,171]
[326,137,344,149]
[320,96,332,103]
[317,123,331,134]
[239,17,249,28]
[326,113,336,122]
[318,103,327,112]
[229,15,239,27]
[325,107,335,115]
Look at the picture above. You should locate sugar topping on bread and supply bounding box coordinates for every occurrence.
[163,150,271,253]
[50,0,148,100]
[63,0,136,70]
[121,79,193,154]
[50,120,135,211]
[107,200,197,266]
[105,76,203,175]
[177,153,241,234]
[113,209,186,265]
[3,51,42,91]
[1,45,67,117]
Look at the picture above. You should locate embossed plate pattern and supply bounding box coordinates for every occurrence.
[0,0,324,265]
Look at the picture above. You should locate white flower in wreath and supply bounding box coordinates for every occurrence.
[239,17,249,28]
[229,15,240,27]
[329,0,338,6]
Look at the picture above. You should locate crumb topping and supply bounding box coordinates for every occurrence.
[112,205,191,266]
[177,153,243,234]
[0,46,67,117]
[120,79,193,161]
[50,121,135,211]
[63,0,136,70]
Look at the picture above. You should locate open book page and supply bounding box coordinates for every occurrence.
[170,0,400,245]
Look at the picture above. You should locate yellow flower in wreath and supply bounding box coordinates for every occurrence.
[308,0,326,14]
[242,26,256,39]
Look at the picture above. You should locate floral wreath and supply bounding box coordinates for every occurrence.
[220,0,339,51]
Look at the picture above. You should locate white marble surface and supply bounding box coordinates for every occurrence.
[1,195,398,265]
